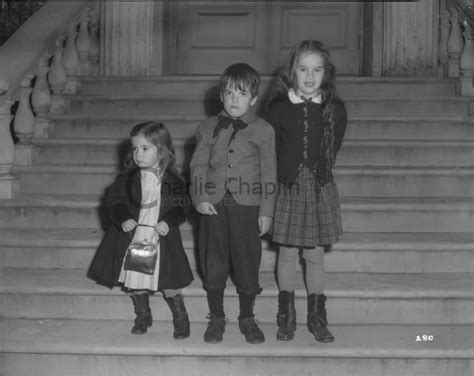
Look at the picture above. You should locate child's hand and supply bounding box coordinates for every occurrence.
[258,216,272,236]
[196,202,218,215]
[154,221,169,236]
[121,219,137,232]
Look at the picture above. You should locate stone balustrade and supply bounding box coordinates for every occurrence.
[0,0,473,201]
[0,0,97,199]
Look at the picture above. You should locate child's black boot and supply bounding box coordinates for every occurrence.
[307,293,334,343]
[276,291,296,341]
[204,289,227,343]
[238,293,265,344]
[166,294,190,340]
[131,292,153,334]
[204,314,227,343]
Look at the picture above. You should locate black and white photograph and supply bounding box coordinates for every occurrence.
[0,0,473,375]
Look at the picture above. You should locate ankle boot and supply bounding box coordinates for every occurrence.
[307,293,334,343]
[316,293,328,325]
[204,314,227,344]
[131,293,153,334]
[276,291,296,341]
[238,294,265,344]
[165,294,190,340]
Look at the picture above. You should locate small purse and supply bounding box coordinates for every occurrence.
[124,224,159,275]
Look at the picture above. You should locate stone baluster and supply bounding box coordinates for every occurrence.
[76,8,91,75]
[458,21,474,95]
[48,37,67,95]
[13,75,36,165]
[48,36,68,120]
[63,21,80,94]
[63,21,79,75]
[0,99,18,200]
[438,8,451,76]
[32,54,52,119]
[33,53,55,139]
[14,75,35,144]
[447,9,464,77]
[89,8,100,75]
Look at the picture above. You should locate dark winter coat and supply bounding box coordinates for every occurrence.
[88,168,194,290]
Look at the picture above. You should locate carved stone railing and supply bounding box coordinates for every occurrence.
[0,0,100,199]
[439,0,474,95]
[0,0,47,45]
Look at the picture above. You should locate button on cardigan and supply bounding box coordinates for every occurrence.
[266,98,347,185]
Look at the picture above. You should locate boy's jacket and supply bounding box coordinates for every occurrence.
[190,111,277,218]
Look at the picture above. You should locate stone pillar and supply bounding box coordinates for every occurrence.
[100,1,154,75]
[0,99,19,199]
[382,0,439,76]
[363,2,384,76]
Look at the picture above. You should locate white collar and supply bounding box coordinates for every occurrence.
[140,167,162,180]
[288,89,322,104]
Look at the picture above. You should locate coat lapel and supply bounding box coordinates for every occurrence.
[124,168,142,218]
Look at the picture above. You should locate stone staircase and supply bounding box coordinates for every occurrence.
[1,76,473,376]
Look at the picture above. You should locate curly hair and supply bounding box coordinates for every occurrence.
[122,121,179,176]
[267,40,344,182]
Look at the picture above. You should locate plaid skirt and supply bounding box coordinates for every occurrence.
[272,167,343,248]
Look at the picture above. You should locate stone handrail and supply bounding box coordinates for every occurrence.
[0,1,88,107]
[0,0,48,45]
[0,0,99,199]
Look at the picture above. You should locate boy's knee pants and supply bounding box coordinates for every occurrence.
[198,192,262,296]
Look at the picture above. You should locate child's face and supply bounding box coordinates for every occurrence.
[220,84,257,119]
[294,51,325,99]
[131,134,160,169]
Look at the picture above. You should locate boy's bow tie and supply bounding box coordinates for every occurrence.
[213,115,248,138]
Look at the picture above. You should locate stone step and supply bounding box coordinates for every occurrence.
[1,269,473,324]
[0,195,471,232]
[49,115,474,141]
[14,164,474,197]
[58,96,470,118]
[1,319,472,376]
[31,138,474,167]
[2,229,473,273]
[78,75,457,98]
[336,166,474,197]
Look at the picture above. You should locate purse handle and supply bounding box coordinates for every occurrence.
[136,223,155,229]
[128,223,159,243]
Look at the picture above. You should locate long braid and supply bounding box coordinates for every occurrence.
[318,43,339,183]
[320,88,343,182]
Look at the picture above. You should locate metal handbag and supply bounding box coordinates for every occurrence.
[124,224,159,275]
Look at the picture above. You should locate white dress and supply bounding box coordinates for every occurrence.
[118,169,162,291]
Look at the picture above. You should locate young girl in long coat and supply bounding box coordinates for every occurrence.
[89,121,193,339]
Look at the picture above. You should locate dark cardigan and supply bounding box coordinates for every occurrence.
[88,168,193,290]
[266,98,347,185]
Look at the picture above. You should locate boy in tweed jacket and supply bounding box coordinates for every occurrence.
[190,63,277,344]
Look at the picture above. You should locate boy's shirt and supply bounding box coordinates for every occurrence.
[190,110,277,218]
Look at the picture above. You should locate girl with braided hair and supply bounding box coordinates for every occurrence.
[266,40,347,343]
